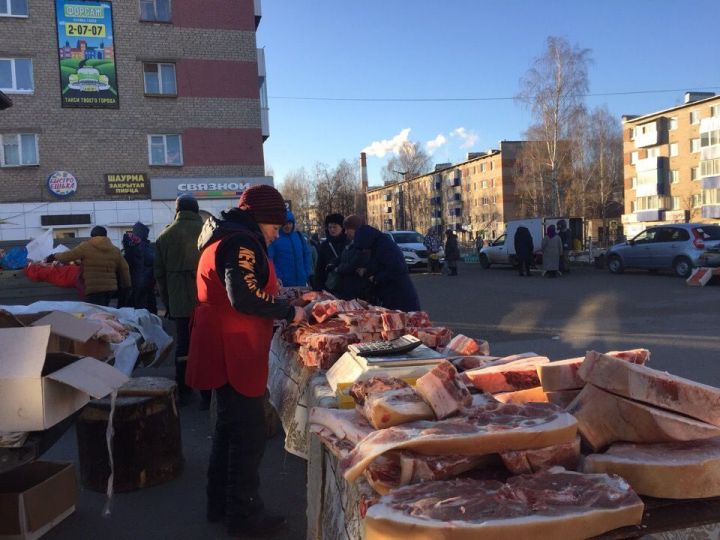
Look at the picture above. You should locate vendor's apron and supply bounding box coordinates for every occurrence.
[186,235,279,397]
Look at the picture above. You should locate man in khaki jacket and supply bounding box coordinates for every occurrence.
[50,226,131,306]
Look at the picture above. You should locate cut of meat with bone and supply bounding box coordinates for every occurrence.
[443,334,489,356]
[308,407,374,445]
[415,360,473,419]
[462,356,550,393]
[341,402,578,482]
[298,346,341,369]
[494,386,548,404]
[406,311,431,328]
[399,452,495,485]
[416,326,453,349]
[451,355,501,371]
[362,387,435,429]
[311,299,365,323]
[364,454,402,495]
[539,349,650,392]
[349,377,409,406]
[579,350,720,427]
[567,384,720,451]
[364,468,644,540]
[545,389,582,408]
[312,427,358,459]
[583,437,720,499]
[500,436,581,474]
[381,311,407,331]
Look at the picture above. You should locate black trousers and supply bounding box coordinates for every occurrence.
[85,291,114,306]
[518,256,532,276]
[173,317,191,394]
[207,385,266,524]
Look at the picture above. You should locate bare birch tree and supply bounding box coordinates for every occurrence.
[314,160,358,221]
[516,36,591,216]
[277,167,314,231]
[381,141,431,184]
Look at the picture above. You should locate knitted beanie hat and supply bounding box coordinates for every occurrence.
[238,184,287,225]
[176,195,199,214]
[324,213,344,227]
[343,214,365,231]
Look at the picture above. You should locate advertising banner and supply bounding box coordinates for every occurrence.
[105,173,149,195]
[56,0,119,108]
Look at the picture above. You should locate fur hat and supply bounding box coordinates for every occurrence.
[238,185,287,225]
[324,213,344,227]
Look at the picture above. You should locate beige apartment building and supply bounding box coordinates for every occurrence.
[366,141,525,241]
[0,0,270,244]
[621,92,720,238]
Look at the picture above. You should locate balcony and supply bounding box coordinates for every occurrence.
[384,193,392,201]
[450,208,462,217]
[701,176,720,190]
[254,0,262,27]
[636,210,663,222]
[385,207,392,214]
[257,48,269,140]
[702,205,720,218]
[451,193,462,202]
[633,120,661,148]
[430,196,441,206]
[635,156,666,173]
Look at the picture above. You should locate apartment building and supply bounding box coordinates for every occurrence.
[621,92,720,238]
[366,141,525,241]
[0,0,270,243]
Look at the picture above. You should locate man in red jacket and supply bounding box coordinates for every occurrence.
[186,185,305,537]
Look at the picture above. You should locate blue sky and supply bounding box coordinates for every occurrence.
[258,0,720,187]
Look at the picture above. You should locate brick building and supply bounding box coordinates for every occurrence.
[621,92,720,238]
[0,0,270,243]
[366,141,525,241]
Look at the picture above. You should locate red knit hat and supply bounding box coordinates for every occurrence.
[238,184,287,225]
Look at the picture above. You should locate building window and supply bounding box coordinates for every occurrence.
[712,105,720,118]
[647,146,660,158]
[148,134,182,165]
[481,180,487,189]
[669,143,678,157]
[692,193,702,208]
[0,133,38,167]
[691,166,699,181]
[143,63,176,95]
[140,0,170,22]
[630,151,639,164]
[0,0,27,16]
[0,58,33,93]
[672,196,680,210]
[630,201,635,212]
[669,116,678,130]
[690,110,700,124]
[631,176,637,188]
[670,170,679,184]
[691,138,701,153]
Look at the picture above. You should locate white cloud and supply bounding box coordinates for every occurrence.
[425,134,447,154]
[450,127,479,149]
[362,128,412,158]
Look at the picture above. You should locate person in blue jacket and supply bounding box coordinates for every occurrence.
[268,210,313,287]
[350,220,421,312]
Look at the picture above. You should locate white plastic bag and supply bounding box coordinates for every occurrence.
[25,229,55,262]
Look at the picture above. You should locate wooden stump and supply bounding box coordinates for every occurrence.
[76,377,183,493]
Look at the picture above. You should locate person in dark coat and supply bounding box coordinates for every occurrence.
[557,219,572,274]
[351,219,421,312]
[333,215,371,301]
[314,213,347,292]
[186,185,305,538]
[122,221,157,312]
[424,226,442,274]
[514,226,534,277]
[444,230,460,276]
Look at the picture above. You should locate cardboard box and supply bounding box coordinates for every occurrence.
[0,310,112,361]
[0,461,78,540]
[0,325,128,432]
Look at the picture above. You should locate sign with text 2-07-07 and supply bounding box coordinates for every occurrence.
[55,0,119,109]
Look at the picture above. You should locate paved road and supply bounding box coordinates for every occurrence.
[42,263,720,539]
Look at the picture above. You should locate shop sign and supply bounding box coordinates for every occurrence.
[55,0,120,109]
[105,173,148,195]
[47,171,78,198]
[150,176,274,200]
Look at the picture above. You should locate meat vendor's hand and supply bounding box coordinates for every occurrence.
[292,306,306,324]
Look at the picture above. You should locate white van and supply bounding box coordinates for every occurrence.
[479,217,578,268]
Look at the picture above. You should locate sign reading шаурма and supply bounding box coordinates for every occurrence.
[105,173,148,195]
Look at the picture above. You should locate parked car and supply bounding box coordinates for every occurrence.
[606,223,720,278]
[384,230,443,270]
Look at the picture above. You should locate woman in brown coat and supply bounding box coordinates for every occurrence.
[51,226,131,305]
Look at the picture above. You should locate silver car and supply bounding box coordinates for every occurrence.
[607,223,720,278]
